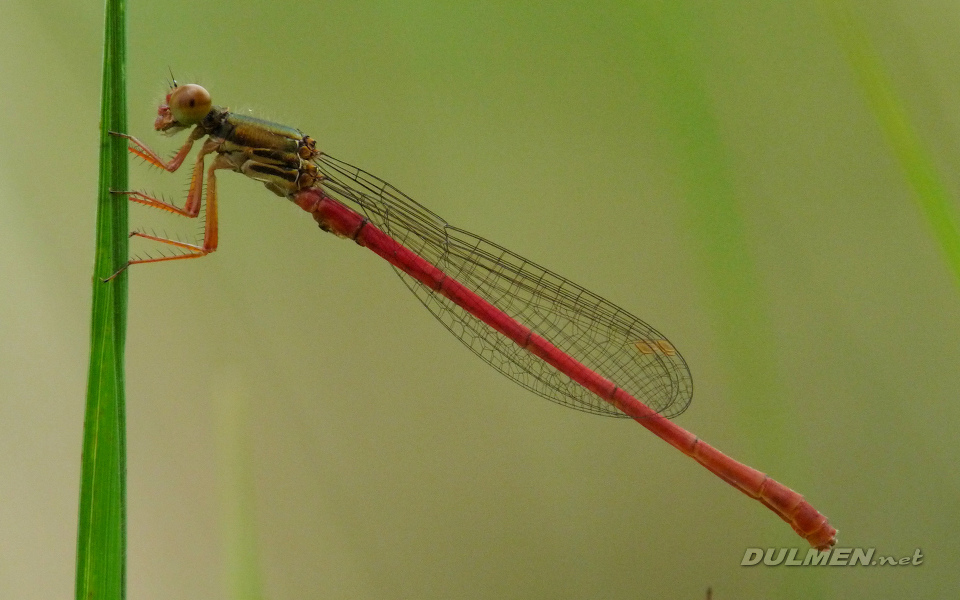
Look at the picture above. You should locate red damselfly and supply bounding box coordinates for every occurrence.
[109,81,836,549]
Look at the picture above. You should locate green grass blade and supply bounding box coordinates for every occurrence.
[821,0,960,290]
[76,0,128,599]
[214,379,265,600]
[633,6,792,459]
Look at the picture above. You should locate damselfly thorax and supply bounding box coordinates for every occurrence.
[201,110,321,197]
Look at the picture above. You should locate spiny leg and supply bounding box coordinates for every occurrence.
[116,137,222,219]
[127,151,233,262]
[196,152,235,252]
[110,128,205,172]
[106,145,233,280]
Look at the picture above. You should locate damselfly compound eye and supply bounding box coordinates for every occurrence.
[169,84,212,125]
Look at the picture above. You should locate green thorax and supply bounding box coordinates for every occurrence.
[205,107,307,153]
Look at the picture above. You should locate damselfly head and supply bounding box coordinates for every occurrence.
[154,83,212,133]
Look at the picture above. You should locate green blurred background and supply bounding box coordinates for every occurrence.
[3,1,959,598]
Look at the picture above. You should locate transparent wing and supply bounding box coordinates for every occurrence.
[314,154,693,418]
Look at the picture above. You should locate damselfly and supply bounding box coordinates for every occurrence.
[109,81,836,549]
